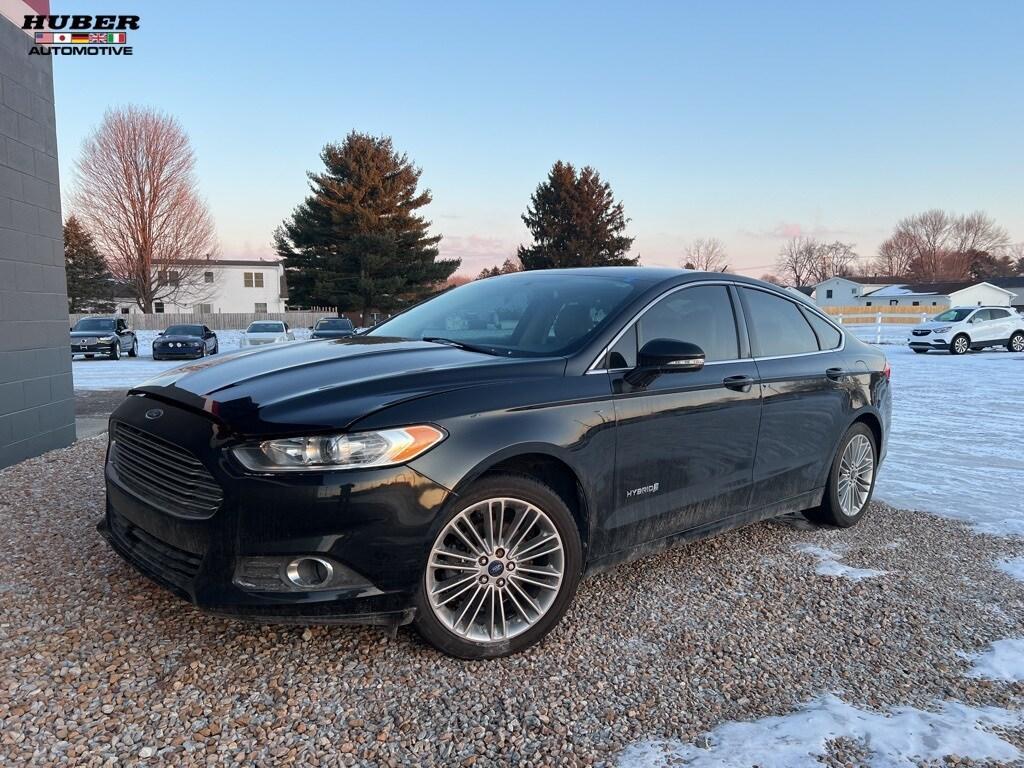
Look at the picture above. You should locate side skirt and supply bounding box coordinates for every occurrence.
[583,487,825,577]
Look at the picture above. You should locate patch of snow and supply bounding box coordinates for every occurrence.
[616,695,1021,768]
[873,346,1024,536]
[965,638,1024,682]
[995,556,1024,581]
[72,329,311,391]
[792,544,886,581]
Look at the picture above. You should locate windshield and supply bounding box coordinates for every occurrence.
[73,318,115,332]
[368,272,645,356]
[164,325,203,336]
[247,322,285,333]
[932,308,973,323]
[315,318,353,330]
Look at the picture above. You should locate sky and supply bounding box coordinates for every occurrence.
[51,0,1024,277]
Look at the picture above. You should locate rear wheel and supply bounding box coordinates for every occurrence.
[950,334,970,355]
[414,474,582,659]
[1009,332,1024,353]
[805,423,877,528]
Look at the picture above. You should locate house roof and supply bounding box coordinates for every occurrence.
[988,276,1024,289]
[815,275,906,286]
[151,258,283,268]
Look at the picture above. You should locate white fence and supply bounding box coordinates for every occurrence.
[68,310,376,331]
[831,311,931,345]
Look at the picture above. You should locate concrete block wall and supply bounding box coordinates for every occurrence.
[0,14,74,468]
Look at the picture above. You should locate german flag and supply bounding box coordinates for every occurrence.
[71,34,91,44]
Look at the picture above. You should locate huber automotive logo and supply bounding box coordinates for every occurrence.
[23,14,139,56]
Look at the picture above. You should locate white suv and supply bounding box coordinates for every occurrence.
[908,306,1024,355]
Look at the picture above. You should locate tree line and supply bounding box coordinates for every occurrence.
[63,106,1024,315]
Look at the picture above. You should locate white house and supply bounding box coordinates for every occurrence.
[812,277,1015,310]
[114,259,288,315]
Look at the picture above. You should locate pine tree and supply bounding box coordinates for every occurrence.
[64,215,114,313]
[517,161,636,270]
[275,132,459,322]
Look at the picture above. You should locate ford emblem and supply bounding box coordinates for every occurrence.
[144,408,164,420]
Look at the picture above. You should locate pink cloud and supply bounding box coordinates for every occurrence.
[440,234,519,275]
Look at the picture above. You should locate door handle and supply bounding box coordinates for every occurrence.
[825,367,845,381]
[723,375,755,392]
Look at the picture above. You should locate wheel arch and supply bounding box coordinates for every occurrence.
[452,447,592,560]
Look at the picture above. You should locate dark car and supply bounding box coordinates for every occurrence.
[98,269,891,658]
[311,317,356,339]
[153,324,219,360]
[70,316,137,360]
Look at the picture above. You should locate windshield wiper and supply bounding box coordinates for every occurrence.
[421,336,507,356]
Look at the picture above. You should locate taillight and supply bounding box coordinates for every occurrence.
[883,362,891,381]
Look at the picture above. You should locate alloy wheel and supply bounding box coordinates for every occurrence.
[837,434,874,516]
[1012,335,1024,352]
[953,336,969,354]
[426,497,565,643]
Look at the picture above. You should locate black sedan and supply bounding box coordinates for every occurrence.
[99,268,891,658]
[311,317,355,339]
[152,325,219,360]
[70,316,137,360]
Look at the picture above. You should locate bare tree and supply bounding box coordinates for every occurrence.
[873,230,917,277]
[681,237,729,272]
[879,209,1009,281]
[808,240,858,283]
[775,237,818,287]
[71,106,218,312]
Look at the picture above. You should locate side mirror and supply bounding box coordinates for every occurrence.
[625,339,705,387]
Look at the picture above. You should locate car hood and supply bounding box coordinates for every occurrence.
[243,332,287,339]
[911,321,958,331]
[311,330,353,338]
[131,336,566,437]
[155,334,203,343]
[71,330,114,338]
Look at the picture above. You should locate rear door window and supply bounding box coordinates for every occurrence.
[740,288,820,357]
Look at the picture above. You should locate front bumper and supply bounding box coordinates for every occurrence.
[71,341,116,355]
[153,346,203,359]
[908,337,949,350]
[99,395,452,626]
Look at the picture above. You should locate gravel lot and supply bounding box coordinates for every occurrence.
[2,438,1024,766]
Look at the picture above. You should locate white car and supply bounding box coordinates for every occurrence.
[239,320,295,349]
[907,306,1024,355]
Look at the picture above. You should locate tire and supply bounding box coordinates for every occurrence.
[912,348,928,354]
[950,334,970,355]
[153,355,162,361]
[212,342,219,355]
[413,474,583,659]
[110,343,121,361]
[1009,332,1024,353]
[128,338,138,357]
[805,423,877,528]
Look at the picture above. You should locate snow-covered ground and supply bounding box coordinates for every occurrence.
[873,344,1024,535]
[618,695,1022,768]
[71,329,311,391]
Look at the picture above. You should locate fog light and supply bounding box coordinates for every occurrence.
[286,557,334,588]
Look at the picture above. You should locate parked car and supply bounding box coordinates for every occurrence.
[99,269,890,658]
[70,316,137,360]
[153,324,219,360]
[238,320,294,348]
[907,306,1024,355]
[311,317,356,339]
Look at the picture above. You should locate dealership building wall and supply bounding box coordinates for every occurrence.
[0,10,74,468]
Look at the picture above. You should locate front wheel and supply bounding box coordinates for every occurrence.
[128,338,138,357]
[110,343,121,360]
[950,334,970,355]
[1009,332,1024,353]
[806,423,877,528]
[413,474,582,659]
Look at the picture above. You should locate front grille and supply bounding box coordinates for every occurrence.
[111,422,223,519]
[912,329,931,336]
[107,508,202,590]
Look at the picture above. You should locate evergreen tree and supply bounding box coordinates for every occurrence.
[64,215,114,312]
[275,132,458,322]
[517,161,636,270]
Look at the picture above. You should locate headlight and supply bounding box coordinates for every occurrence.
[231,425,446,471]
[931,326,951,334]
[98,336,115,343]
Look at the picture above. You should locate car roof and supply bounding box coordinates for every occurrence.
[481,266,785,292]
